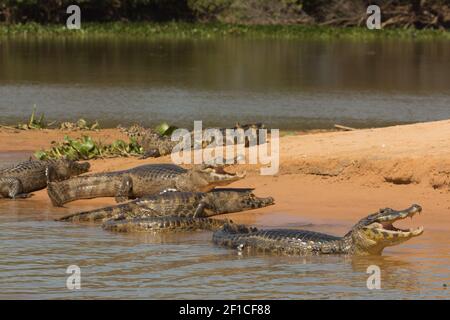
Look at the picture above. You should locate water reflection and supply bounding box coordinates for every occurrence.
[0,212,448,299]
[1,38,450,128]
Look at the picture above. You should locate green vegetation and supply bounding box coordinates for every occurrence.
[1,21,449,40]
[1,1,449,30]
[1,1,449,39]
[59,119,100,131]
[0,106,100,131]
[32,121,178,160]
[155,122,178,136]
[34,135,144,160]
[15,105,54,130]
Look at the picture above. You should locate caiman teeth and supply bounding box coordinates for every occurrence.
[376,226,424,237]
[412,226,424,236]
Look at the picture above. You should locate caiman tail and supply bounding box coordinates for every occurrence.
[56,202,132,222]
[47,175,124,207]
[102,216,230,233]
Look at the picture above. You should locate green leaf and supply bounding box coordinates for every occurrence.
[155,122,177,136]
[34,150,47,160]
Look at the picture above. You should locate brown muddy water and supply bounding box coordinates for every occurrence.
[1,153,449,299]
[1,37,450,129]
[1,195,449,299]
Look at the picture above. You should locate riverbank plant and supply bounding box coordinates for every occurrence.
[1,22,449,40]
[34,135,144,160]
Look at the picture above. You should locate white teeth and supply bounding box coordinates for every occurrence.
[409,226,424,236]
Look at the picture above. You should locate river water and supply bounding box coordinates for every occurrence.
[0,190,449,299]
[1,37,450,129]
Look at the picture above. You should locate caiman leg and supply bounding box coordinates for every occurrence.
[0,177,31,199]
[139,148,160,159]
[114,176,133,203]
[45,165,63,182]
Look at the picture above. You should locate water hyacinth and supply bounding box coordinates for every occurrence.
[34,135,144,161]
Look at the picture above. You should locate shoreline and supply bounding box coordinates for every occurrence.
[1,22,450,40]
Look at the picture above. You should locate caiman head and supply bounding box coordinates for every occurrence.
[345,204,423,255]
[188,164,246,192]
[50,159,90,181]
[201,188,274,216]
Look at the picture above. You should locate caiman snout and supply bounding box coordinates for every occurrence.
[71,161,90,174]
[256,196,274,207]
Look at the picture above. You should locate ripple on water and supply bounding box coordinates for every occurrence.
[0,213,449,299]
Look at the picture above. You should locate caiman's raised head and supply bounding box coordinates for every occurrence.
[345,204,423,255]
[48,159,90,181]
[201,188,274,216]
[213,204,424,256]
[184,164,246,192]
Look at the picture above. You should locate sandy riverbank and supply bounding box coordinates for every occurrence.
[0,120,449,237]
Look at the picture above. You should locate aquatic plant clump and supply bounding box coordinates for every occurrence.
[16,105,55,130]
[59,119,100,131]
[34,135,144,161]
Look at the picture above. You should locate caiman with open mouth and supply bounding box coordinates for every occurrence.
[47,163,245,206]
[213,205,424,256]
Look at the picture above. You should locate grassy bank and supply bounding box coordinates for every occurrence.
[1,22,449,40]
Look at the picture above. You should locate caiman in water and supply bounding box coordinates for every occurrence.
[102,216,231,233]
[47,163,245,207]
[57,188,274,233]
[0,159,90,199]
[213,205,424,256]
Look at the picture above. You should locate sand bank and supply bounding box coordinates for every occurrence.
[0,120,449,238]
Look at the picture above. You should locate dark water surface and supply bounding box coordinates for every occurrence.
[1,37,450,129]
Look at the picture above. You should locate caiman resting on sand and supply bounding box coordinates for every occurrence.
[123,123,266,159]
[213,205,424,256]
[57,189,275,233]
[0,159,90,199]
[47,163,245,207]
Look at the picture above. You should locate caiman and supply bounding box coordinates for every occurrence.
[102,216,231,233]
[47,163,245,207]
[123,123,266,159]
[0,159,90,199]
[213,205,424,256]
[57,189,274,229]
